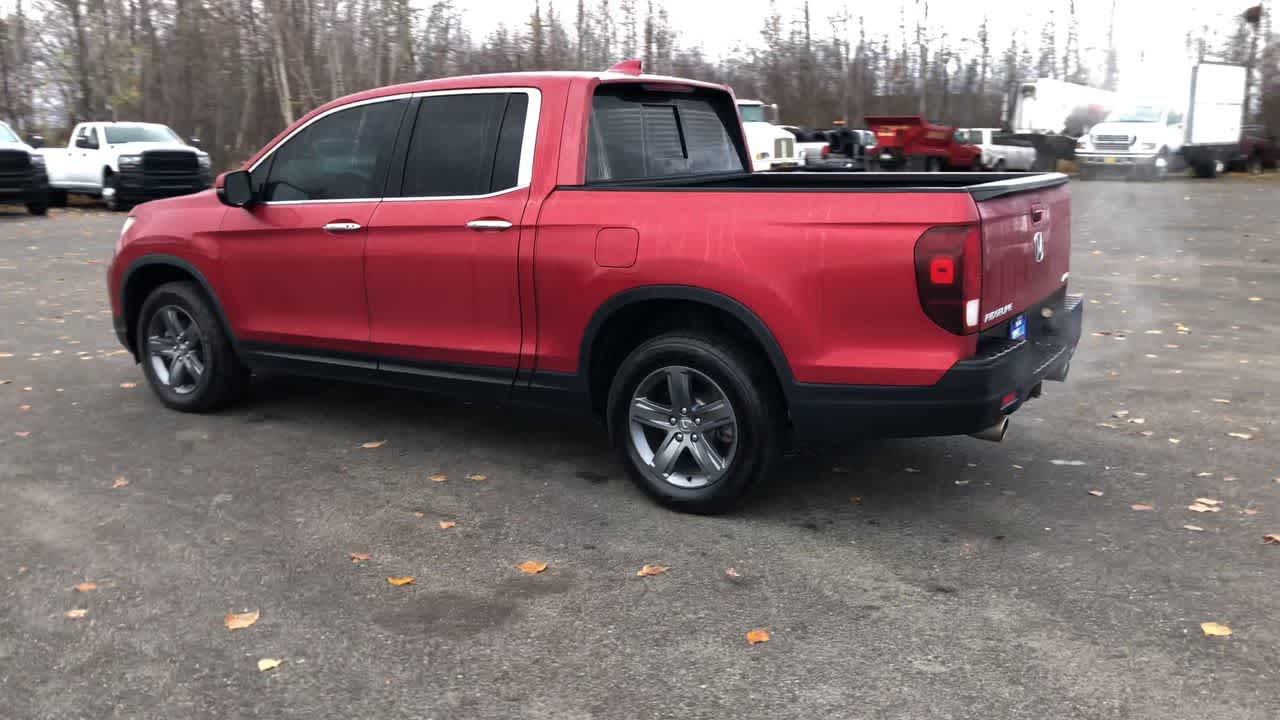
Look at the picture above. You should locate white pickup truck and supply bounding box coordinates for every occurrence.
[955,128,1038,171]
[35,121,212,210]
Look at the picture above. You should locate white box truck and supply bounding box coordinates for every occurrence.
[1180,62,1248,178]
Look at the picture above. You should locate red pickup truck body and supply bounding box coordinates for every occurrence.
[107,65,1082,511]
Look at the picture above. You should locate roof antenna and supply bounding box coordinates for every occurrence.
[607,59,643,76]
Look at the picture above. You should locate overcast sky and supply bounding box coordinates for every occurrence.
[453,0,1255,103]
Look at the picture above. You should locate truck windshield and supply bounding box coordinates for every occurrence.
[1105,106,1164,123]
[587,85,747,182]
[0,123,19,142]
[737,104,766,123]
[104,125,182,144]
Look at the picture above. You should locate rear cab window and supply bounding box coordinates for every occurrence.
[586,84,748,183]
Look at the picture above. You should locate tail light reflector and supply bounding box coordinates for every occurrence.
[914,225,982,334]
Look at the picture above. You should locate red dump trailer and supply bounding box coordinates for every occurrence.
[865,115,981,171]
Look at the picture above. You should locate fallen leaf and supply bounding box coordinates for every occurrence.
[64,608,88,619]
[1187,503,1221,513]
[850,496,862,505]
[19,404,30,411]
[725,567,741,578]
[1193,498,1223,506]
[350,552,372,563]
[1263,534,1280,545]
[746,628,770,645]
[224,610,260,630]
[438,520,456,530]
[1140,431,1155,437]
[413,511,425,518]
[466,473,487,481]
[1183,524,1204,532]
[14,431,29,437]
[257,658,282,672]
[1113,409,1130,418]
[0,379,9,384]
[517,561,547,574]
[1241,508,1259,516]
[1200,622,1232,637]
[0,352,12,358]
[361,440,386,449]
[1168,438,1181,444]
[1248,296,1262,302]
[1127,417,1146,424]
[1050,459,1086,466]
[1211,398,1232,404]
[386,576,415,586]
[111,476,129,489]
[73,582,97,593]
[1195,471,1213,478]
[428,473,447,482]
[1087,489,1103,497]
[1226,432,1253,440]
[636,564,669,577]
[1131,503,1155,511]
[119,382,136,389]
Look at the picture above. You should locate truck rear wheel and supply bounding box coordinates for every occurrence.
[607,333,783,514]
[26,196,49,216]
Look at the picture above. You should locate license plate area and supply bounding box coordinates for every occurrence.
[1009,314,1027,341]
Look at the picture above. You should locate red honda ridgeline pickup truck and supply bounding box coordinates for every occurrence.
[107,62,1083,513]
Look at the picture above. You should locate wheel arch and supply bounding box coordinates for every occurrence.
[578,285,796,417]
[121,255,242,363]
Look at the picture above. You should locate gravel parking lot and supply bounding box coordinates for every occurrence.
[2,176,1278,719]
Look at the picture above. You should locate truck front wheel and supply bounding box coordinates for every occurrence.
[103,173,129,212]
[607,333,783,514]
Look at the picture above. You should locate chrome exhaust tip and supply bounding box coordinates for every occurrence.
[970,417,1009,443]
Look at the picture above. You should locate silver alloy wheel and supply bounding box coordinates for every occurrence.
[628,365,738,489]
[146,306,206,395]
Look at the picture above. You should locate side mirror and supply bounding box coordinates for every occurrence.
[219,170,255,208]
[75,136,96,150]
[189,136,202,148]
[28,135,44,149]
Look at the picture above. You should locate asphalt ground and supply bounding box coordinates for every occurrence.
[2,175,1278,719]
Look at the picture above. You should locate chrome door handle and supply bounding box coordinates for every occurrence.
[323,222,362,232]
[466,219,512,231]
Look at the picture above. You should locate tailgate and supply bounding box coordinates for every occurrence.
[975,181,1070,330]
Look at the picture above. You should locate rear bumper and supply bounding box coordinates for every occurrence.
[789,293,1083,443]
[116,169,211,203]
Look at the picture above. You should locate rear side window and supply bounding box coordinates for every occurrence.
[400,92,530,197]
[262,98,406,202]
[587,86,746,182]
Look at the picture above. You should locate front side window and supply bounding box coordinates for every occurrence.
[0,122,19,143]
[263,98,407,202]
[589,86,746,182]
[104,125,181,144]
[399,92,530,198]
[76,126,99,148]
[737,104,766,123]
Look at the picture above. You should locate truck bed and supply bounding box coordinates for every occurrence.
[568,171,1068,201]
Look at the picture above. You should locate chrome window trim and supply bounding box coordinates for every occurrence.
[253,87,541,206]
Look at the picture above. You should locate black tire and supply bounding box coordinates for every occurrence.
[1247,153,1264,175]
[606,333,784,514]
[136,281,249,412]
[48,189,68,207]
[103,172,130,212]
[26,197,49,216]
[1193,158,1219,179]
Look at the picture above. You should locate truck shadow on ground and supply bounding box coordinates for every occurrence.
[239,373,985,523]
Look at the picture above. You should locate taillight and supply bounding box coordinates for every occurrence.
[821,145,830,157]
[914,225,982,334]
